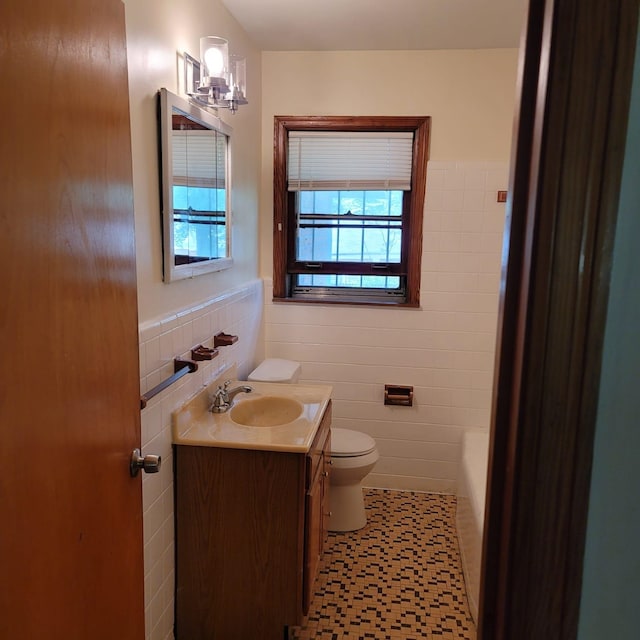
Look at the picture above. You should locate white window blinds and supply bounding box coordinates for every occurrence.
[287,131,414,191]
[171,129,226,188]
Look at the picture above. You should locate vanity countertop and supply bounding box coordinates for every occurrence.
[172,380,333,453]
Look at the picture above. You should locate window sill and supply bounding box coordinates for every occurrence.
[272,296,420,309]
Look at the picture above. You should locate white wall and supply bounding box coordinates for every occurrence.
[124,0,262,324]
[261,50,518,492]
[122,1,263,638]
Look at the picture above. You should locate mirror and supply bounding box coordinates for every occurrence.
[158,88,233,281]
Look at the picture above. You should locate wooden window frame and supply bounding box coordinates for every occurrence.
[273,116,430,307]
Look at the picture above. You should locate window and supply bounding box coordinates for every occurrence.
[273,116,430,306]
[171,124,227,264]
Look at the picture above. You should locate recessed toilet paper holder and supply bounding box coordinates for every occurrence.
[384,384,414,406]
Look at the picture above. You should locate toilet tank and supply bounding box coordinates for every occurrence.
[248,358,301,384]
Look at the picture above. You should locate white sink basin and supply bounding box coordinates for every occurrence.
[230,395,303,427]
[172,377,332,452]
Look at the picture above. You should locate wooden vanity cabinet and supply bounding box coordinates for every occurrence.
[174,401,331,640]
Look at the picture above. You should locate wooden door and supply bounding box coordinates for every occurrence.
[0,1,144,638]
[479,0,639,638]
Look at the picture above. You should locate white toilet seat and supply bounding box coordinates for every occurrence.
[330,449,379,471]
[331,428,377,457]
[328,429,379,532]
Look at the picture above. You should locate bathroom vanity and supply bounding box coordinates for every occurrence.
[172,381,332,640]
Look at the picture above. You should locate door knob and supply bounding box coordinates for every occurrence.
[130,448,162,477]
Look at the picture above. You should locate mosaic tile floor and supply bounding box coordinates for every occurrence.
[290,489,476,640]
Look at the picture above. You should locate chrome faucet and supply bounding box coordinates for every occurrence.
[210,380,253,413]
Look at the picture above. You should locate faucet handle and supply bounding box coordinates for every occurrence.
[211,382,227,401]
[213,380,230,394]
[210,382,230,413]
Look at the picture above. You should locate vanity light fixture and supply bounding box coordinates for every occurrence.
[185,36,248,114]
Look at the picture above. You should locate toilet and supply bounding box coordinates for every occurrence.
[247,358,379,533]
[328,427,379,532]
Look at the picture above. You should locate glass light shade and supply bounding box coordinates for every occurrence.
[229,55,247,100]
[200,36,228,81]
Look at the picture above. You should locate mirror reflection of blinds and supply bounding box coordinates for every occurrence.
[172,130,226,188]
[287,131,414,191]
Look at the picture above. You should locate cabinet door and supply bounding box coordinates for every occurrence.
[303,471,323,614]
[303,403,331,614]
[303,423,331,614]
[175,446,304,639]
[320,431,331,556]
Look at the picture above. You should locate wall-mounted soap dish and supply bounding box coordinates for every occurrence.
[191,345,219,361]
[214,332,238,347]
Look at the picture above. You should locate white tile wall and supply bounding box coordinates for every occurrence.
[264,161,508,494]
[138,279,263,640]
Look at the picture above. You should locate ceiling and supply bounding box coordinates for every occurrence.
[220,0,527,51]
